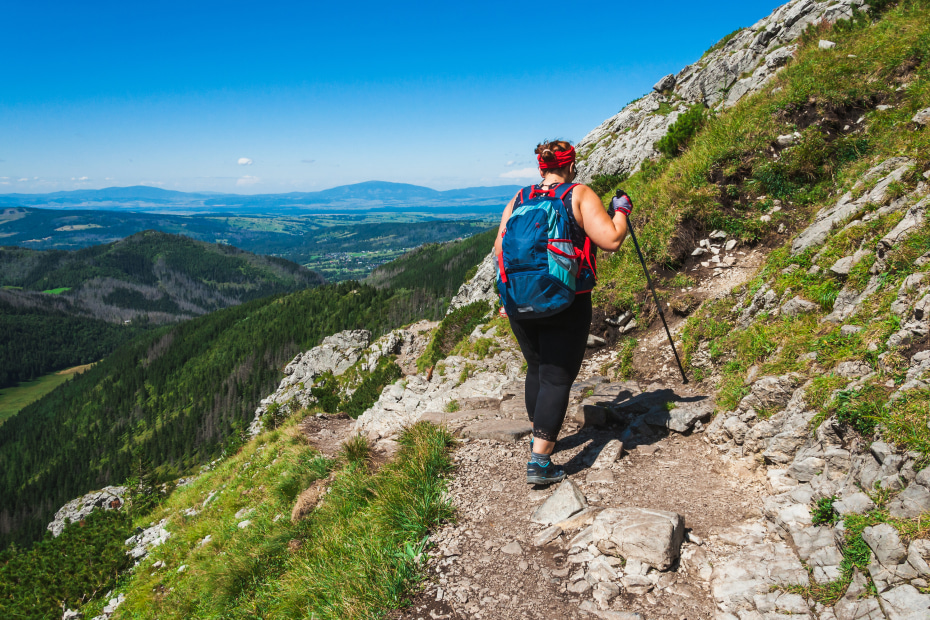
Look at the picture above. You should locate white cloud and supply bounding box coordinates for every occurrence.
[141,181,165,187]
[0,181,9,185]
[300,159,315,164]
[18,178,27,182]
[506,160,515,166]
[105,177,113,181]
[236,175,260,186]
[499,167,539,179]
[238,157,253,165]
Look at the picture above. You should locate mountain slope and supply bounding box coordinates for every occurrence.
[364,227,496,300]
[575,0,874,183]
[0,230,324,323]
[0,281,437,550]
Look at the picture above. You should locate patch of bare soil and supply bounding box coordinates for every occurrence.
[297,413,355,457]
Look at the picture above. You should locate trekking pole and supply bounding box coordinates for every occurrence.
[616,190,688,384]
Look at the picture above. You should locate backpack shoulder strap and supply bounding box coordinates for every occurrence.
[557,183,579,201]
[515,185,535,206]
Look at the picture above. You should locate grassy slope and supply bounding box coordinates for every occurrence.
[589,1,930,603]
[0,366,87,424]
[98,420,453,620]
[592,2,929,313]
[365,227,496,299]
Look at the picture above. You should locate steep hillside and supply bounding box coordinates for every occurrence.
[0,230,324,323]
[576,0,882,183]
[0,282,436,550]
[364,227,496,302]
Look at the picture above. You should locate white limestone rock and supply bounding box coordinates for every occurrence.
[125,518,171,562]
[531,479,587,526]
[47,486,128,537]
[446,250,497,315]
[591,506,685,570]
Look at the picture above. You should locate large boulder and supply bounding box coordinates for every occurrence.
[591,507,685,570]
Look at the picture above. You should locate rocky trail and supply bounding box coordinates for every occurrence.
[396,387,769,620]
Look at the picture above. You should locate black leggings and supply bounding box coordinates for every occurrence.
[509,293,592,442]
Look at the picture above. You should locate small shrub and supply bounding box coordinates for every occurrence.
[655,104,706,158]
[811,496,838,525]
[590,173,629,197]
[340,434,370,466]
[342,358,403,418]
[263,400,287,431]
[445,400,460,413]
[417,301,491,372]
[833,385,887,434]
[310,372,341,414]
[616,337,637,380]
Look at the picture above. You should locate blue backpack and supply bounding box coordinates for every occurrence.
[497,183,596,319]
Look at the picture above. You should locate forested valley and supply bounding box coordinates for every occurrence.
[0,220,495,549]
[0,281,444,549]
[0,231,324,389]
[365,227,496,299]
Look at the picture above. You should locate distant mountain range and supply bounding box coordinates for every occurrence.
[0,181,523,215]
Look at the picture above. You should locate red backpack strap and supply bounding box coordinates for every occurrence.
[583,237,597,279]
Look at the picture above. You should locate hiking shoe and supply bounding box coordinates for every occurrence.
[526,461,566,485]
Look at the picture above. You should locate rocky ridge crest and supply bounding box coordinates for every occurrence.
[576,0,868,182]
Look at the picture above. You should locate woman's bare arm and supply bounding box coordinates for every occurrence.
[572,184,628,251]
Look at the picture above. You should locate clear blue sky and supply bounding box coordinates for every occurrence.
[0,0,782,194]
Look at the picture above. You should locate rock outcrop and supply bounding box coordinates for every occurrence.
[248,325,431,436]
[47,486,127,537]
[577,0,870,182]
[446,250,499,315]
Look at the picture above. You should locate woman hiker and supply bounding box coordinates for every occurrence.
[494,140,632,485]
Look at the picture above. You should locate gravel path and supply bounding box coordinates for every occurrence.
[396,410,769,620]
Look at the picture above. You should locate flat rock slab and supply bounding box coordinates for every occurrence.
[863,523,907,566]
[569,397,610,427]
[878,584,930,619]
[499,398,526,419]
[531,479,587,525]
[461,419,532,443]
[711,542,809,616]
[591,506,685,570]
[457,396,503,410]
[419,409,486,427]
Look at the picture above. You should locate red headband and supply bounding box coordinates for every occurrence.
[538,146,576,170]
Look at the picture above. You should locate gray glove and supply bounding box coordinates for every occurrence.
[611,190,633,217]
